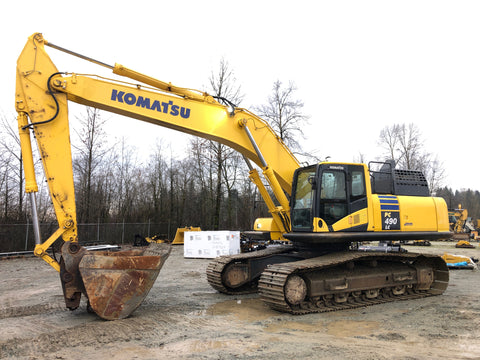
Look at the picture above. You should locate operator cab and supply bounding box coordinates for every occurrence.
[290,163,368,233]
[288,161,435,246]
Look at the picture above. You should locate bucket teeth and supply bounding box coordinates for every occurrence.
[60,242,89,310]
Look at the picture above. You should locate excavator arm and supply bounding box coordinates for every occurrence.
[16,35,76,269]
[15,33,300,319]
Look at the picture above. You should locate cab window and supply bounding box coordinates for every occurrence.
[351,170,366,199]
[319,170,347,225]
[321,171,346,200]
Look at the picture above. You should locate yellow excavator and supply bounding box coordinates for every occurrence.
[449,205,477,247]
[16,33,451,319]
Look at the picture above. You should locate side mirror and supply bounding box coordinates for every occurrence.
[308,175,316,187]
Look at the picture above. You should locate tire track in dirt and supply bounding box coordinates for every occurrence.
[0,310,174,358]
[0,301,65,320]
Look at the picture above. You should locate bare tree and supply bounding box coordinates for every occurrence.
[199,58,244,230]
[353,152,367,164]
[0,115,27,221]
[221,150,243,228]
[378,123,424,170]
[188,137,217,228]
[144,141,169,222]
[378,124,401,161]
[254,80,309,151]
[377,123,446,194]
[0,148,14,220]
[209,58,244,107]
[423,155,446,195]
[72,108,111,223]
[112,137,142,221]
[396,123,423,170]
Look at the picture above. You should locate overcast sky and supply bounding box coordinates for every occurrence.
[2,0,479,191]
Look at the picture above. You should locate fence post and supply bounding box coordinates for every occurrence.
[97,218,100,243]
[122,219,125,245]
[25,218,29,251]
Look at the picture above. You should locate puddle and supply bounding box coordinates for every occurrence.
[206,299,379,339]
[207,298,277,321]
[327,320,380,337]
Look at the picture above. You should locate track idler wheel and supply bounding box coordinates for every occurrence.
[284,275,307,306]
[222,263,250,289]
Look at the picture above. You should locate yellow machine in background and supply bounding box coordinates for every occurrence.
[451,205,469,234]
[441,253,477,269]
[16,33,451,319]
[172,227,202,245]
[134,226,202,246]
[449,205,477,247]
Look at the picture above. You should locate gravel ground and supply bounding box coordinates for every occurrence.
[0,241,479,360]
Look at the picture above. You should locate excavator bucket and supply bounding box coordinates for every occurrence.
[172,226,201,245]
[61,242,171,320]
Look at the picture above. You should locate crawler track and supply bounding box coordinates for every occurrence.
[258,251,449,314]
[206,245,293,295]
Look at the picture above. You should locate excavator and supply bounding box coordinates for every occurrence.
[449,205,477,247]
[16,33,451,319]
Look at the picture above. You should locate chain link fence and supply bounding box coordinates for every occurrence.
[0,221,176,253]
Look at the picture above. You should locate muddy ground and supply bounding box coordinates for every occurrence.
[0,242,479,360]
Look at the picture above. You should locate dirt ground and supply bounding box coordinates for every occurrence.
[0,242,479,360]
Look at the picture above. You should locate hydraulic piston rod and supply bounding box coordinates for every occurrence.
[242,124,290,216]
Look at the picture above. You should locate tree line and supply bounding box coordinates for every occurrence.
[0,106,271,251]
[3,111,478,234]
[1,60,478,252]
[436,187,480,221]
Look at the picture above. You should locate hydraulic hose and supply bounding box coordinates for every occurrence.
[22,72,65,130]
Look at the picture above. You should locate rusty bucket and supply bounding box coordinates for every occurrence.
[78,242,171,320]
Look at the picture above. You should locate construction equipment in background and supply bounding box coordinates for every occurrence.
[449,205,477,247]
[455,240,475,249]
[172,226,202,245]
[16,33,451,319]
[441,253,477,269]
[474,220,480,240]
[134,226,201,246]
[134,234,170,246]
[450,205,470,237]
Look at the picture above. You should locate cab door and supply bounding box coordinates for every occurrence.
[317,164,367,230]
[318,166,348,226]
